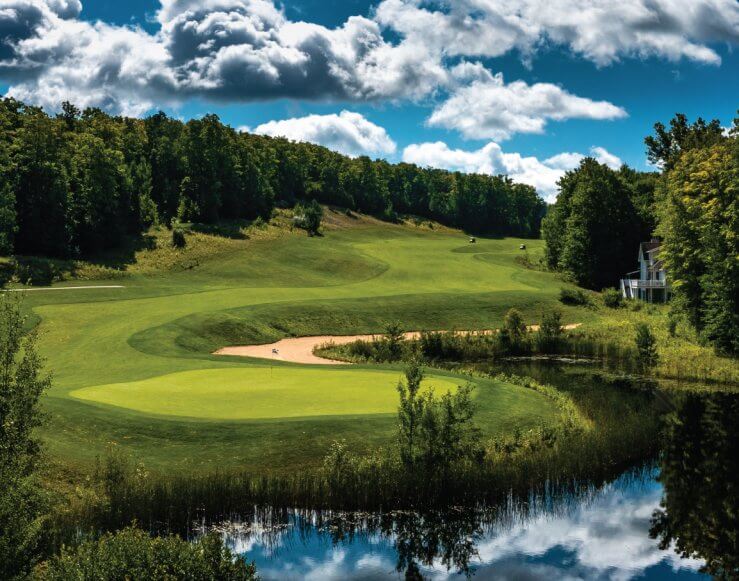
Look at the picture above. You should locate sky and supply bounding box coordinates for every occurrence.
[1,0,737,201]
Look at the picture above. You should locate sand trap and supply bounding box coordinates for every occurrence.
[214,325,580,365]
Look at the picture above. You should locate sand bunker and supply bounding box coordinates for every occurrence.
[214,325,580,365]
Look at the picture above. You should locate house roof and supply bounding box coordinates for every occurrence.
[640,241,661,255]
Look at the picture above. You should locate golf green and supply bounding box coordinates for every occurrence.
[70,368,461,420]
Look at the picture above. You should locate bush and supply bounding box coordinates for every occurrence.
[171,227,187,248]
[14,257,61,286]
[602,288,624,309]
[559,288,590,306]
[35,527,256,580]
[537,310,563,350]
[0,258,14,287]
[635,323,659,372]
[293,200,323,236]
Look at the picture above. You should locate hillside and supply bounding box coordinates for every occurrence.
[19,211,578,475]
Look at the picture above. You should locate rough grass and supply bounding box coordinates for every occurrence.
[21,214,575,475]
[20,210,736,478]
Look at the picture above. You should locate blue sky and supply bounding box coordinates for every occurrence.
[2,0,737,199]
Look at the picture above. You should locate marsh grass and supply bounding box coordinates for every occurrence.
[49,370,663,542]
[318,308,738,385]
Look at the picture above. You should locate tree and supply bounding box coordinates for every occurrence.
[397,359,426,467]
[634,323,659,373]
[294,199,323,236]
[656,140,738,355]
[543,158,642,289]
[500,308,528,352]
[0,179,16,255]
[0,295,51,579]
[537,310,563,350]
[645,113,725,170]
[11,108,70,257]
[651,392,738,579]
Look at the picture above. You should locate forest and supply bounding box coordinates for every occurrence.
[0,98,546,260]
[543,113,737,355]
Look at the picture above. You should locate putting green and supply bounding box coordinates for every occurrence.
[70,368,461,420]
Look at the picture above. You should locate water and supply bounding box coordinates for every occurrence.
[217,364,737,580]
[226,468,709,580]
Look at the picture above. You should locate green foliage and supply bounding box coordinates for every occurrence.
[656,138,738,355]
[542,158,647,289]
[536,310,563,350]
[0,181,16,254]
[499,308,528,353]
[294,199,323,235]
[14,257,63,286]
[645,113,726,170]
[634,323,659,372]
[0,295,51,579]
[171,227,187,248]
[559,288,590,306]
[396,359,483,481]
[397,359,426,467]
[1,97,546,265]
[35,526,257,580]
[602,288,624,309]
[650,392,738,579]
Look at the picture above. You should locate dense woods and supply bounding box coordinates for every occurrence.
[544,113,737,355]
[541,160,657,289]
[0,98,546,259]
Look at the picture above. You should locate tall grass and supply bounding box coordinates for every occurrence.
[317,313,739,385]
[50,369,663,542]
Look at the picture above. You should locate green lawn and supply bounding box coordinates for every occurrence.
[21,214,584,475]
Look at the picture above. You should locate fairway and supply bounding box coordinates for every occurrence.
[19,213,586,473]
[70,368,461,420]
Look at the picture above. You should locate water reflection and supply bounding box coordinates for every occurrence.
[226,468,709,580]
[651,391,739,579]
[215,365,736,580]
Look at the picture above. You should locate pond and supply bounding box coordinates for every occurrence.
[226,467,708,580]
[216,363,738,580]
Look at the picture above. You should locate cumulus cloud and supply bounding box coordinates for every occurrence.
[402,141,622,201]
[375,0,739,66]
[253,110,397,157]
[1,0,736,118]
[429,70,627,140]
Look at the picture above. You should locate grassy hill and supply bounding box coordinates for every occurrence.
[19,209,587,475]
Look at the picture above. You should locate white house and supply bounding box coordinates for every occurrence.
[620,240,670,302]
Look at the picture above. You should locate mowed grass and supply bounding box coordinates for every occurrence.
[21,212,582,474]
[70,368,462,420]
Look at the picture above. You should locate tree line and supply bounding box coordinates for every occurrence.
[543,113,737,355]
[0,98,546,259]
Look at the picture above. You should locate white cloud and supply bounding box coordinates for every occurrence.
[375,0,739,67]
[254,110,397,157]
[402,141,622,201]
[428,71,627,140]
[1,0,736,120]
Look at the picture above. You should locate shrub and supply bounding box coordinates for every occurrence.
[14,257,61,286]
[293,200,323,235]
[667,313,679,337]
[0,258,14,287]
[34,527,257,580]
[171,227,187,248]
[499,308,530,354]
[635,323,659,372]
[537,310,563,350]
[602,288,624,309]
[559,288,590,306]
